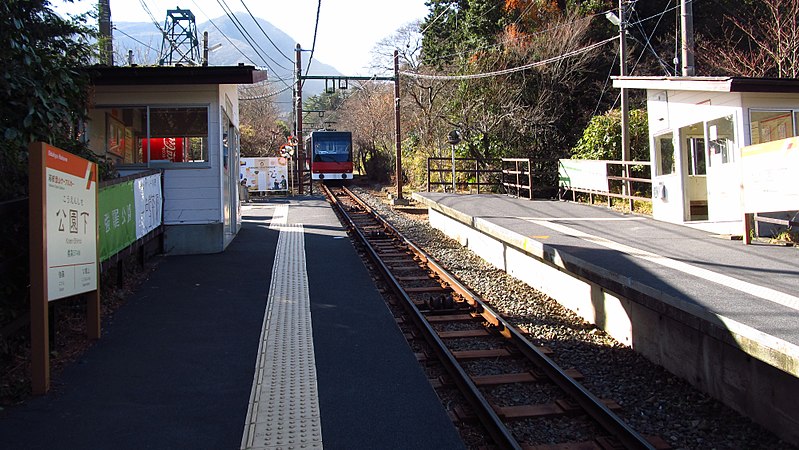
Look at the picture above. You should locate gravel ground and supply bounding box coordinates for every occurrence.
[352,186,796,450]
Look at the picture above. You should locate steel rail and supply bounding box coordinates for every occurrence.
[336,186,658,450]
[322,184,522,450]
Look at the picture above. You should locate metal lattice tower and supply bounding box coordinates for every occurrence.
[158,8,201,66]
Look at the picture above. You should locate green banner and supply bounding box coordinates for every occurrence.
[99,181,136,262]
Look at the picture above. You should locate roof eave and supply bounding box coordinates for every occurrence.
[612,76,799,94]
[87,65,267,86]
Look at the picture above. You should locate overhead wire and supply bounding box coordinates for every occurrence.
[239,84,293,101]
[420,8,611,67]
[238,0,293,64]
[590,45,620,118]
[113,25,160,53]
[401,36,617,80]
[419,4,451,36]
[303,0,322,78]
[188,0,259,66]
[197,0,294,90]
[215,0,293,73]
[138,0,161,29]
[628,0,674,75]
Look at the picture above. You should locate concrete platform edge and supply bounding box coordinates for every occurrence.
[413,192,799,446]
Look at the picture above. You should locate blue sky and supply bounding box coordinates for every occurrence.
[51,0,429,74]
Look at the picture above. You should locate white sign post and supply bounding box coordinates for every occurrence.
[29,142,100,394]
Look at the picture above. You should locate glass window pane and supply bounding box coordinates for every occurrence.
[750,110,793,144]
[90,107,147,165]
[656,133,674,175]
[686,137,706,175]
[146,107,209,163]
[708,115,735,165]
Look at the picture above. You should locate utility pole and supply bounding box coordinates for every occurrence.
[394,50,405,203]
[98,0,113,66]
[681,0,696,76]
[619,0,632,211]
[295,44,304,195]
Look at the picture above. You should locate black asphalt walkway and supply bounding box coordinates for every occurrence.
[0,197,464,450]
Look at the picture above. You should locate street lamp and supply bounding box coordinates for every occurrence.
[447,130,461,193]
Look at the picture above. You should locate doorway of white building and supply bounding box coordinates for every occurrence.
[680,123,708,221]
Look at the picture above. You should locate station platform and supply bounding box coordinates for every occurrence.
[413,191,799,444]
[0,197,464,450]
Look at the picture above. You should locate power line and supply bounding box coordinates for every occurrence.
[189,0,259,66]
[215,0,292,73]
[238,0,293,64]
[629,0,674,75]
[113,25,159,53]
[401,36,617,81]
[304,0,322,78]
[420,9,610,66]
[239,84,292,101]
[419,4,451,36]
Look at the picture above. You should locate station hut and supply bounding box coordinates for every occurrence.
[87,65,267,254]
[613,76,799,236]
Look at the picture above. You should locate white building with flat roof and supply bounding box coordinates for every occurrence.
[613,76,799,236]
[87,65,267,254]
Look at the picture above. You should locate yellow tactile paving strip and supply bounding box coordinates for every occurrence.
[241,221,323,450]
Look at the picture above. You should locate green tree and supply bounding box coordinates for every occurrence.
[571,108,649,161]
[0,0,101,335]
[1,0,100,201]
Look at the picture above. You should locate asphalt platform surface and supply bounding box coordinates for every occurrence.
[416,192,799,347]
[0,196,464,450]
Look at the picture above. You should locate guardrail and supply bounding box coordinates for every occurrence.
[426,157,561,198]
[743,213,799,245]
[426,157,502,193]
[558,159,652,210]
[499,158,561,199]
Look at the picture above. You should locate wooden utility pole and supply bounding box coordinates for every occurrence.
[619,0,632,211]
[295,44,304,195]
[394,50,404,202]
[681,0,696,76]
[98,0,113,65]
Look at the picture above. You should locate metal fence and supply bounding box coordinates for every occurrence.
[426,157,562,199]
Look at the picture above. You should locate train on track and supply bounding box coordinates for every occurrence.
[306,130,353,181]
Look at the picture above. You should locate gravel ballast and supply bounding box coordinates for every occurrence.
[352,186,795,450]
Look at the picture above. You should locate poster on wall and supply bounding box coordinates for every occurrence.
[240,157,289,192]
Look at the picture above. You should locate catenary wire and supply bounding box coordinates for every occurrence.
[189,0,259,66]
[304,0,322,79]
[113,25,160,53]
[239,0,294,64]
[401,36,616,80]
[216,0,292,73]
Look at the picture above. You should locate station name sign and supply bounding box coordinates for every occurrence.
[43,145,98,300]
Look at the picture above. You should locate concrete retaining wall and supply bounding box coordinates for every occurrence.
[419,196,799,445]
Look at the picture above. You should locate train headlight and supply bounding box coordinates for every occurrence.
[341,174,347,179]
[319,174,325,180]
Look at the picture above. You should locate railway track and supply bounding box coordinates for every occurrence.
[323,184,668,450]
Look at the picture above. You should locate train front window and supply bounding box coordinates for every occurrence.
[313,140,351,162]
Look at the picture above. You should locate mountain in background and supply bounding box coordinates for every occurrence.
[112,12,342,114]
